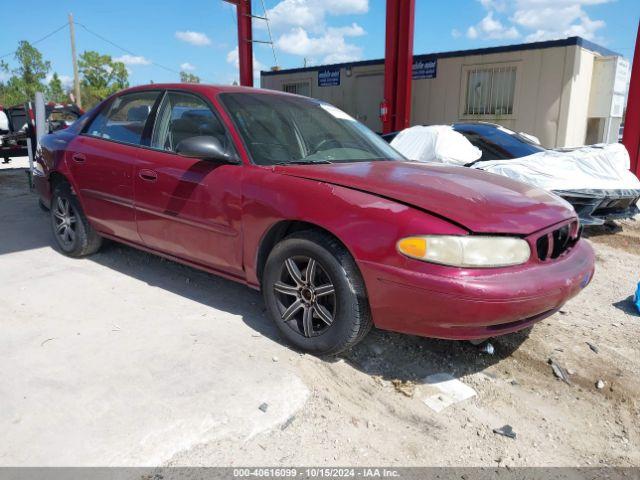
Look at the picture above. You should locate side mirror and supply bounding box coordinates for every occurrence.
[175,135,240,164]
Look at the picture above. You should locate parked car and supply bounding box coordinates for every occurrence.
[34,85,595,354]
[384,122,640,226]
[0,102,82,162]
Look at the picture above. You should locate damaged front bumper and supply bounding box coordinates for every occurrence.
[553,189,640,226]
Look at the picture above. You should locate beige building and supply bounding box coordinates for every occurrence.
[261,37,629,148]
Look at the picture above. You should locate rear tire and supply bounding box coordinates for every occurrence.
[50,182,102,257]
[262,230,372,355]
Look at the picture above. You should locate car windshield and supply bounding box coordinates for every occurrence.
[454,123,545,161]
[220,92,404,166]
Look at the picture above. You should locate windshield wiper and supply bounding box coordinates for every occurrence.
[275,159,333,165]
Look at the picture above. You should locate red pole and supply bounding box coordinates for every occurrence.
[383,0,399,134]
[225,0,254,86]
[623,20,640,177]
[237,0,254,87]
[394,0,415,132]
[382,0,415,134]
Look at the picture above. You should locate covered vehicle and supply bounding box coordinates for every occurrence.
[34,85,594,355]
[387,123,640,225]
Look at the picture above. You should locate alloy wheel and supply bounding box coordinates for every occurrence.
[273,256,336,338]
[52,196,77,249]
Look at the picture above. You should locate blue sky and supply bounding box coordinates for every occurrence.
[1,0,638,89]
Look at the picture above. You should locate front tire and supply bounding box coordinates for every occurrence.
[263,230,372,355]
[50,182,102,257]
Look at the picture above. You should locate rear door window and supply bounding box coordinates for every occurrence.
[86,91,160,146]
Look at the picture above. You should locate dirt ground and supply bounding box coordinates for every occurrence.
[172,227,640,467]
[1,164,638,467]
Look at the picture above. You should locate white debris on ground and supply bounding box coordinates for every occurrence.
[421,373,477,413]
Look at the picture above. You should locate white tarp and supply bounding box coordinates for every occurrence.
[390,125,640,191]
[390,125,481,166]
[0,110,9,132]
[473,143,640,191]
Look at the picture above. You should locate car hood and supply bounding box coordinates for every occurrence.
[274,161,576,235]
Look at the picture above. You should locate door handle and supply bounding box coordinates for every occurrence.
[139,169,158,182]
[71,153,86,163]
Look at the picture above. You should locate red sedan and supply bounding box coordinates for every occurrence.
[33,84,595,354]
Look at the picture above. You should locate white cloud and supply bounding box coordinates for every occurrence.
[226,47,265,84]
[466,12,519,40]
[512,1,610,42]
[261,0,368,32]
[275,23,365,63]
[459,0,610,43]
[59,75,74,90]
[175,30,212,46]
[451,28,462,39]
[114,54,151,66]
[252,0,368,65]
[180,62,196,71]
[45,73,74,90]
[479,0,507,11]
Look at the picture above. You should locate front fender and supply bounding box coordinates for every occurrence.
[241,167,466,286]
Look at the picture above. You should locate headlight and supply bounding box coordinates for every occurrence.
[397,235,531,268]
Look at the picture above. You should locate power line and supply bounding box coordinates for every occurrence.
[0,23,69,60]
[74,21,181,75]
[0,19,181,77]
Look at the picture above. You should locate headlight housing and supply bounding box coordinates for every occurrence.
[397,235,531,268]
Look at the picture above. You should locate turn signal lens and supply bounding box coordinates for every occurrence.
[396,235,531,268]
[397,237,427,259]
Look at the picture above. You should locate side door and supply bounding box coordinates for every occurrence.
[134,90,244,275]
[67,90,161,243]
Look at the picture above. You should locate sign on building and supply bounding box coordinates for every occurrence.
[412,59,437,80]
[318,68,341,87]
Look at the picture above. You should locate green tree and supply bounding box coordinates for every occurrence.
[0,61,8,104]
[48,73,68,103]
[180,71,200,84]
[0,41,51,106]
[79,51,128,107]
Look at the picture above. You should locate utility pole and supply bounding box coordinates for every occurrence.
[68,13,82,108]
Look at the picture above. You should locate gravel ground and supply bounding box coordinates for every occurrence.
[1,167,638,467]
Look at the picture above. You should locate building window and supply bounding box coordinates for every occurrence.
[464,66,516,116]
[282,82,310,97]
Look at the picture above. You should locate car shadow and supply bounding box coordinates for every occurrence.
[612,295,639,317]
[2,168,529,381]
[582,221,623,237]
[90,240,288,346]
[331,325,530,383]
[91,240,528,381]
[0,171,54,256]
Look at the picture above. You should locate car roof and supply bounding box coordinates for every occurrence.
[453,121,503,129]
[116,83,294,97]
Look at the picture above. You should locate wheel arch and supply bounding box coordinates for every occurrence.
[255,220,355,287]
[49,171,70,190]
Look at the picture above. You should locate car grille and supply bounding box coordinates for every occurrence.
[535,221,581,261]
